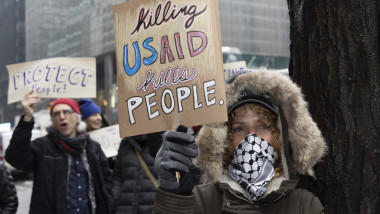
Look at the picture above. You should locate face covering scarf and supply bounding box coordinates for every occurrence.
[229,134,277,201]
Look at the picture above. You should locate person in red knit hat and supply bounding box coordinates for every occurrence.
[5,90,114,214]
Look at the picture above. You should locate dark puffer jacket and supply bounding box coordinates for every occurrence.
[113,134,161,214]
[0,162,18,214]
[5,116,113,214]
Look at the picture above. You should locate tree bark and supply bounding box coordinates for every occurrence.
[287,0,380,213]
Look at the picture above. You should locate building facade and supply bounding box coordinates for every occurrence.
[0,0,25,124]
[2,0,290,126]
[219,0,290,68]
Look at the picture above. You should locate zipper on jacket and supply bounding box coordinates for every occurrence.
[266,192,285,203]
[228,190,259,209]
[228,190,287,208]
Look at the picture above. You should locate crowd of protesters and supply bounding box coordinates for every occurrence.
[1,68,325,213]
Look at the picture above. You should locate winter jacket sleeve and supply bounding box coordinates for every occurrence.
[0,163,18,214]
[5,115,40,170]
[153,188,198,214]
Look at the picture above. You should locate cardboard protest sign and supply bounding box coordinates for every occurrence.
[88,124,121,157]
[7,57,96,104]
[223,61,247,80]
[113,0,227,137]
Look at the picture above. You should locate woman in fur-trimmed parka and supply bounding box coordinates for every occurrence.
[153,69,326,214]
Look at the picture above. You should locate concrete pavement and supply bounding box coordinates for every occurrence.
[14,179,32,214]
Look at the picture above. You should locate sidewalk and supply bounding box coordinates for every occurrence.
[14,176,32,214]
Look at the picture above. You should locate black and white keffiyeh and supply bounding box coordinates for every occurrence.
[229,134,277,201]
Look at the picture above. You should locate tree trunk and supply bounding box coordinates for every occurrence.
[287,0,380,213]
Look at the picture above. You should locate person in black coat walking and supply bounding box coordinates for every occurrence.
[112,132,163,214]
[0,162,18,214]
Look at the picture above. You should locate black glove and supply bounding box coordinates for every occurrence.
[147,131,164,157]
[154,126,198,192]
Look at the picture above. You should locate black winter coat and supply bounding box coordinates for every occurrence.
[0,162,18,214]
[5,116,114,214]
[112,135,160,214]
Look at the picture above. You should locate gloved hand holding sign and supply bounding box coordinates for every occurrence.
[154,125,198,192]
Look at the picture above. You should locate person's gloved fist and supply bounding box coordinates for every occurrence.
[154,128,198,190]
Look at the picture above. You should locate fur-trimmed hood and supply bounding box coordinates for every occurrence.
[194,70,326,188]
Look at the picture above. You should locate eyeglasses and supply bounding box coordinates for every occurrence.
[52,109,74,118]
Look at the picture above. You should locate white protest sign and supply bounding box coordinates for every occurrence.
[88,124,122,158]
[113,0,227,137]
[6,57,96,104]
[223,61,247,80]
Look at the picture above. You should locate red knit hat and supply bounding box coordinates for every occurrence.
[50,98,81,115]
